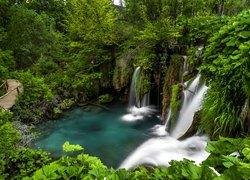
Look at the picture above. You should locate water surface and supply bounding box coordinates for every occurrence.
[33,102,160,168]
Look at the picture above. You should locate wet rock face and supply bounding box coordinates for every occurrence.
[178,110,202,140]
[162,55,183,123]
[241,99,250,134]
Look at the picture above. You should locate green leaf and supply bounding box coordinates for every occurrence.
[242,147,250,160]
[238,31,250,38]
[205,137,242,155]
[214,166,243,180]
[62,141,84,152]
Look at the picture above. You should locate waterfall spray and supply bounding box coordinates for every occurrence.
[122,67,155,122]
[171,82,208,138]
[120,72,209,169]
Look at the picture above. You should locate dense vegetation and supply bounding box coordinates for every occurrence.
[0,0,249,178]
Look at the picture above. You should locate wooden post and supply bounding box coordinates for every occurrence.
[4,80,8,91]
[17,86,20,95]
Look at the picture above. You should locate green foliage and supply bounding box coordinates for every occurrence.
[98,94,114,104]
[62,141,84,153]
[0,110,20,177]
[28,143,108,179]
[169,84,183,128]
[1,0,250,179]
[53,107,62,115]
[5,148,51,179]
[200,88,243,138]
[113,45,139,92]
[200,9,250,138]
[203,137,250,179]
[61,98,75,109]
[161,54,183,121]
[187,16,229,44]
[22,0,67,31]
[163,159,217,179]
[124,0,250,25]
[33,57,59,76]
[57,0,120,99]
[136,69,151,101]
[66,0,118,45]
[15,71,53,104]
[0,49,14,69]
[0,138,247,179]
[6,5,56,68]
[0,27,14,80]
[0,110,20,156]
[11,71,53,123]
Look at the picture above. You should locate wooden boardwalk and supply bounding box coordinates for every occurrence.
[0,79,23,110]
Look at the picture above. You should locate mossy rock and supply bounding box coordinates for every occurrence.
[162,54,183,122]
[169,83,184,130]
[136,69,151,101]
[98,94,114,104]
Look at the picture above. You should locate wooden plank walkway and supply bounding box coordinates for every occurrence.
[0,79,23,110]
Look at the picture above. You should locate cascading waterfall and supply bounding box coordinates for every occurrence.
[122,67,155,122]
[128,67,141,107]
[171,76,208,138]
[181,56,189,83]
[119,71,209,169]
[183,56,189,73]
[150,107,171,136]
[119,135,209,169]
[141,93,150,107]
[164,107,172,129]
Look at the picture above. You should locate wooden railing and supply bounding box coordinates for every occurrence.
[0,85,21,100]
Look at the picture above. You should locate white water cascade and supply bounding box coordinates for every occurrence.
[128,67,141,108]
[122,67,156,122]
[181,56,189,83]
[119,135,209,169]
[119,72,209,169]
[171,76,208,138]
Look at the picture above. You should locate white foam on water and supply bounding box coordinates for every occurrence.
[119,135,209,170]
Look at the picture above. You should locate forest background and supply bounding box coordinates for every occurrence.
[0,0,250,179]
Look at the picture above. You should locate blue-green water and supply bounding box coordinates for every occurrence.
[33,102,160,168]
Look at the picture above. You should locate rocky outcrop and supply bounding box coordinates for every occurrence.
[178,110,202,140]
[162,55,183,123]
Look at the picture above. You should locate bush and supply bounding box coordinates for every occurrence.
[98,94,114,104]
[200,10,250,138]
[11,71,53,123]
[26,138,250,179]
[5,148,51,179]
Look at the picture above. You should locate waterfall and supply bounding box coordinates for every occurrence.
[150,108,171,137]
[171,81,208,138]
[119,135,209,169]
[128,67,141,107]
[122,67,155,122]
[119,73,209,169]
[141,93,150,107]
[164,107,172,129]
[181,56,189,83]
[183,56,189,73]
